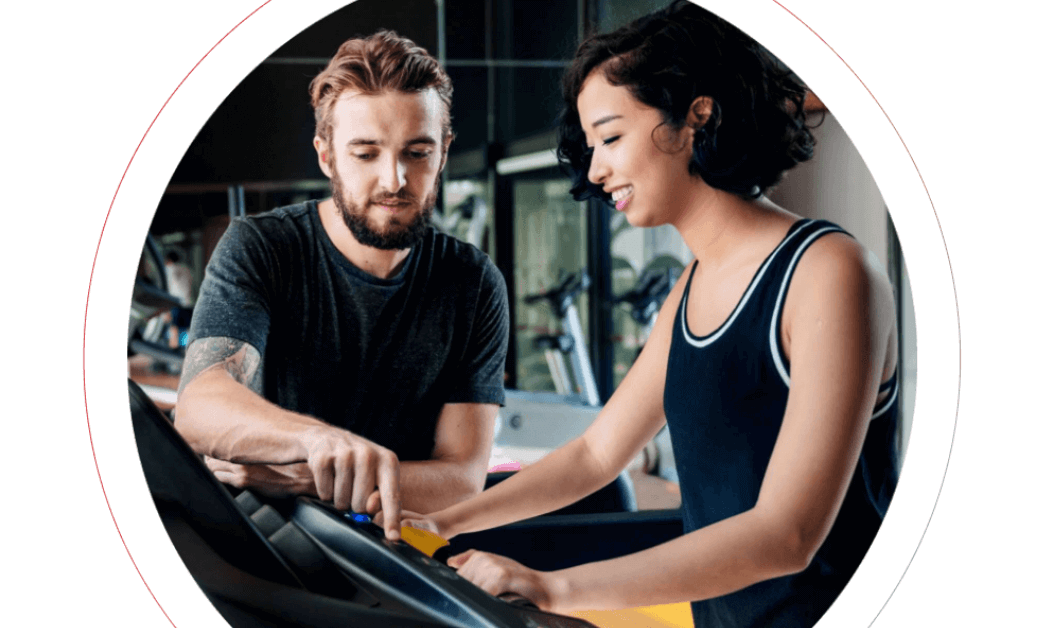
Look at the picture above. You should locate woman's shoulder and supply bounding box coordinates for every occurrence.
[786,222,895,326]
[797,223,887,286]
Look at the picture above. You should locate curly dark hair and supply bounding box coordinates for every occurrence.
[558,1,815,202]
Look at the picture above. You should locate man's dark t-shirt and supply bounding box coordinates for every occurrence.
[188,201,509,462]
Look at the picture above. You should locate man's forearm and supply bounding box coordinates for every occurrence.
[399,459,487,514]
[176,367,325,464]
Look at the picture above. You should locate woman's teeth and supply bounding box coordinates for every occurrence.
[612,186,633,209]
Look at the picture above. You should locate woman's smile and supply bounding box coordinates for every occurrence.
[611,185,634,210]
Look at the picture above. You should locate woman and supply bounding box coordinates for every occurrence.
[397,3,900,625]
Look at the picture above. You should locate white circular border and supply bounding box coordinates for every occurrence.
[81,1,959,627]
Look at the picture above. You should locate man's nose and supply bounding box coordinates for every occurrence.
[379,154,408,192]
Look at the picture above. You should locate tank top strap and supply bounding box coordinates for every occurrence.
[766,219,851,387]
[676,259,700,321]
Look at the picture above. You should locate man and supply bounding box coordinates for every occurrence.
[174,31,509,541]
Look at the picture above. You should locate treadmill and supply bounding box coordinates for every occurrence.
[130,379,684,627]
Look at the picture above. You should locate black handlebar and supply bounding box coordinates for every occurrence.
[613,267,682,326]
[523,270,591,318]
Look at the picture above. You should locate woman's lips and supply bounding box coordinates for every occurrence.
[611,185,634,210]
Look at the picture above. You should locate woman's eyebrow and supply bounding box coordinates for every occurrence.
[592,114,623,129]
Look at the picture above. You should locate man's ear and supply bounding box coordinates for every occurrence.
[438,131,455,172]
[314,135,333,178]
[686,96,715,130]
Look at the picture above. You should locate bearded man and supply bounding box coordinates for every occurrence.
[174,31,509,540]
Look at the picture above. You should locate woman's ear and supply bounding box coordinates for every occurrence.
[687,96,715,130]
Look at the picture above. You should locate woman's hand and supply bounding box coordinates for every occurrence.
[448,550,566,613]
[372,502,452,536]
[369,489,460,539]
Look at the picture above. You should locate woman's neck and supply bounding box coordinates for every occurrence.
[673,185,794,267]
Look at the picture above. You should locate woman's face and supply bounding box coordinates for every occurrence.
[577,71,698,227]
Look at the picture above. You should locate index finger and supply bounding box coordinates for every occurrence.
[376,453,401,541]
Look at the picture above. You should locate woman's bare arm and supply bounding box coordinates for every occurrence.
[425,262,695,539]
[449,235,898,614]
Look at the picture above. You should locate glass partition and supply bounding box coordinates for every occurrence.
[509,169,589,395]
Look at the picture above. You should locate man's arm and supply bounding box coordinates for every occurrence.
[210,401,499,514]
[175,336,403,538]
[397,402,499,512]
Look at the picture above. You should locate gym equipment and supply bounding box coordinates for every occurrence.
[501,265,683,484]
[131,378,602,627]
[431,193,490,250]
[613,265,682,337]
[128,234,185,371]
[523,270,600,407]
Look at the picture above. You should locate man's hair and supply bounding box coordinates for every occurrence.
[309,30,453,143]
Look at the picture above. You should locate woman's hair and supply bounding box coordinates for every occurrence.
[558,1,815,201]
[309,30,454,143]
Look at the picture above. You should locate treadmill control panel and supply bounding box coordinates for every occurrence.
[292,498,596,628]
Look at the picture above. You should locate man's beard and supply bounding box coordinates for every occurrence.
[330,164,437,251]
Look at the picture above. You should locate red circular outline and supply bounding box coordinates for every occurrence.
[83,1,960,627]
[768,1,961,625]
[84,2,272,626]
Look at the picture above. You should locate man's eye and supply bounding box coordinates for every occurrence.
[354,153,376,161]
[409,151,433,160]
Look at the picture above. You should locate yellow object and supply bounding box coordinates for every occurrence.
[399,525,450,558]
[571,603,693,628]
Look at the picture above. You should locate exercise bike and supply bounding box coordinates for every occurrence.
[497,265,682,485]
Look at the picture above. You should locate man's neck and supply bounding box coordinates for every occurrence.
[317,198,412,279]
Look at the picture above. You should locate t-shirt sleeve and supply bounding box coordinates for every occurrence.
[187,219,277,354]
[446,256,509,406]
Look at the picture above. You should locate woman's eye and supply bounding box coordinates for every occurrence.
[602,136,620,146]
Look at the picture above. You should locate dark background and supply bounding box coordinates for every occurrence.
[151,0,669,235]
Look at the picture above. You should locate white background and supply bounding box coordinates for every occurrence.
[3,0,1042,626]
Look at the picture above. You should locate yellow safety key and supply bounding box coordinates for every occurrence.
[399,525,450,558]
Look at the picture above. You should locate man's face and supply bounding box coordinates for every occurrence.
[315,88,448,250]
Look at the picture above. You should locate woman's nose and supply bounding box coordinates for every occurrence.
[587,149,609,185]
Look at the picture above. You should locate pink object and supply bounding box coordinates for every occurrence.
[488,461,522,473]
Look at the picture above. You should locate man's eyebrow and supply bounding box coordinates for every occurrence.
[344,137,438,147]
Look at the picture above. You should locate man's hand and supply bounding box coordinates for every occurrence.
[206,458,317,498]
[300,425,402,540]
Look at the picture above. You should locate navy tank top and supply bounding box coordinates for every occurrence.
[663,219,899,628]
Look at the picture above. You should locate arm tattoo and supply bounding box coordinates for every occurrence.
[178,336,263,396]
